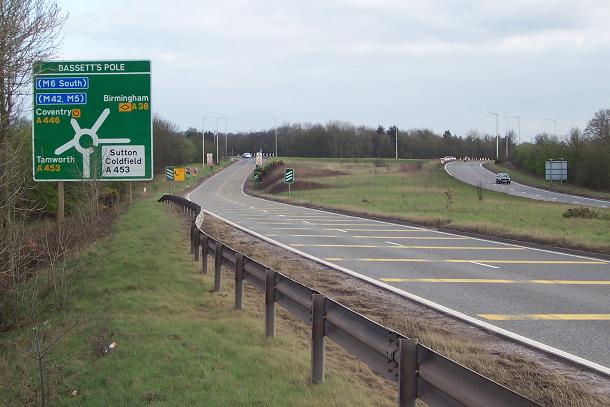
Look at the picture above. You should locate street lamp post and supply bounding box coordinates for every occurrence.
[503,115,520,158]
[395,126,398,160]
[224,116,235,158]
[266,116,278,157]
[202,115,214,168]
[544,118,557,138]
[485,111,500,160]
[215,116,225,164]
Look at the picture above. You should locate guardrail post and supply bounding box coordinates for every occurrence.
[398,338,418,407]
[194,229,200,262]
[265,269,276,338]
[190,223,195,255]
[311,293,326,384]
[201,235,208,274]
[214,243,223,292]
[235,253,244,310]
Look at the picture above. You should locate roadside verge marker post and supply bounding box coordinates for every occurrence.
[265,269,276,338]
[311,293,326,384]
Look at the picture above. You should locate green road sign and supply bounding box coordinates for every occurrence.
[32,60,152,181]
[284,168,294,184]
[165,166,174,181]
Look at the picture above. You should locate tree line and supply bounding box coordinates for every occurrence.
[511,109,610,191]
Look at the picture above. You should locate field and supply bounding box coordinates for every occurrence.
[0,191,390,406]
[253,158,610,253]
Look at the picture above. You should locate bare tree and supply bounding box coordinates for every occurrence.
[0,0,66,327]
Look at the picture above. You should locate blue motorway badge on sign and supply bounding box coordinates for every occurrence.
[35,93,87,105]
[35,77,89,90]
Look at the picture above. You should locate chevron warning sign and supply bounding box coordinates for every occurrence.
[284,168,294,184]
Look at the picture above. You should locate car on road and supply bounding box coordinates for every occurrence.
[241,152,252,158]
[495,172,511,184]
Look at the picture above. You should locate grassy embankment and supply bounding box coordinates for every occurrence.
[484,161,610,201]
[253,158,610,253]
[0,165,390,406]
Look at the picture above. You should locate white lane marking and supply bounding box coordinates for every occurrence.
[278,214,285,217]
[302,220,310,224]
[336,229,348,233]
[386,241,404,247]
[469,261,500,269]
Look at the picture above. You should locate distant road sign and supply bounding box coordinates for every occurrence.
[545,159,568,181]
[256,152,263,166]
[32,60,152,181]
[165,166,174,180]
[284,168,294,184]
[207,153,214,167]
[174,167,185,181]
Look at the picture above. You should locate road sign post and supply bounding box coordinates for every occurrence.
[32,60,152,182]
[284,167,294,197]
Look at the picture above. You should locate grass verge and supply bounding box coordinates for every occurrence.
[250,157,610,254]
[0,199,392,406]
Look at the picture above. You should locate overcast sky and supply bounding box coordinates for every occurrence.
[58,0,610,141]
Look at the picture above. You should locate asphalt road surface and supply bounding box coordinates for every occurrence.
[445,160,610,209]
[189,159,610,370]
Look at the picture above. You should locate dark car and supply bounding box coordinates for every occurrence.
[495,172,511,184]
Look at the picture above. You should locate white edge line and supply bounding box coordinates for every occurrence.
[185,162,610,378]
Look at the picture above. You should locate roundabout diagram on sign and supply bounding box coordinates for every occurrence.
[54,108,130,178]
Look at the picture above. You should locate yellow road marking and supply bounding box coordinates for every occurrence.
[290,244,522,250]
[293,244,379,248]
[447,260,608,265]
[383,278,514,283]
[268,234,340,238]
[381,278,610,285]
[353,236,469,240]
[324,258,430,262]
[478,314,610,321]
[273,227,315,230]
[306,223,383,226]
[404,246,522,250]
[327,258,607,265]
[325,228,426,232]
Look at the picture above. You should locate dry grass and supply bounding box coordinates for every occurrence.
[201,215,610,407]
